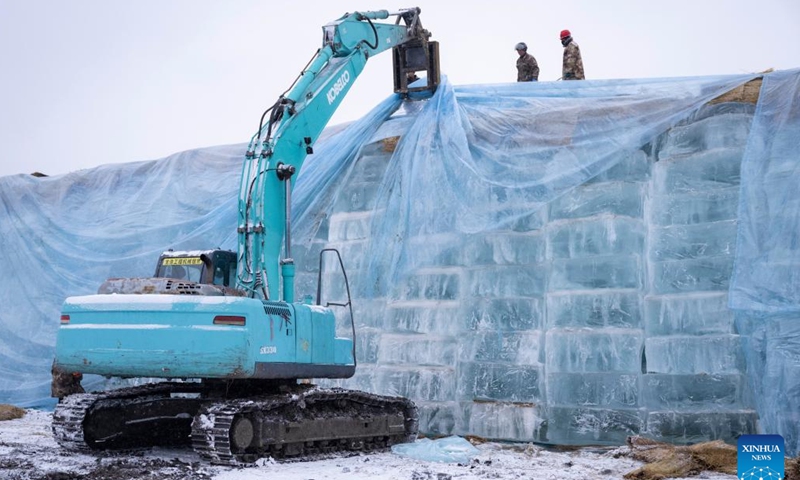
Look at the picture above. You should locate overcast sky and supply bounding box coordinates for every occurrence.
[1,0,798,178]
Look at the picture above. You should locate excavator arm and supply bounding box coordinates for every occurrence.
[237,8,439,300]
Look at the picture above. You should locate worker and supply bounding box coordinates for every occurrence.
[560,29,585,80]
[514,42,539,82]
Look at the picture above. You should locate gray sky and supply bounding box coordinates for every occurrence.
[1,0,798,178]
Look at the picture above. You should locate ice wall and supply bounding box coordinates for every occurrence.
[308,101,759,446]
[2,71,799,452]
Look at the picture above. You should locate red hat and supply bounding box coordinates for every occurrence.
[560,29,571,39]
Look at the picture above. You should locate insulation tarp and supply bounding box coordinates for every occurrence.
[2,70,799,451]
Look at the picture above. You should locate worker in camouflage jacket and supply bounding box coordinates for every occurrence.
[515,42,539,82]
[560,30,585,80]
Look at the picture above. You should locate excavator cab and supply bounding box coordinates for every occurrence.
[154,249,237,287]
[95,249,242,296]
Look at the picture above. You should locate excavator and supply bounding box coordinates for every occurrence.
[50,8,440,464]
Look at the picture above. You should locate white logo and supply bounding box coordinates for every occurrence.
[326,70,351,105]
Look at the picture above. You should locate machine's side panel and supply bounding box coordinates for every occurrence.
[309,305,336,364]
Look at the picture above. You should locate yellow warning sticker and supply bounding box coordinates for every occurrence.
[162,257,203,266]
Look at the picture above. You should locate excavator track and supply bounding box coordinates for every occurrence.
[53,383,418,464]
[51,392,98,453]
[52,382,205,451]
[191,386,418,465]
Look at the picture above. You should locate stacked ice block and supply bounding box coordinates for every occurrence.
[644,103,758,443]
[543,150,648,444]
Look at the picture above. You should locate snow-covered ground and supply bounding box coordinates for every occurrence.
[0,410,737,480]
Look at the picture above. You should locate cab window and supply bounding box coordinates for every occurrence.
[214,265,227,286]
[157,257,203,282]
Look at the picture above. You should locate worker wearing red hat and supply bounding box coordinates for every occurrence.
[560,29,585,80]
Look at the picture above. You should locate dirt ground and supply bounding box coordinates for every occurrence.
[0,455,214,480]
[0,409,741,480]
[0,410,214,480]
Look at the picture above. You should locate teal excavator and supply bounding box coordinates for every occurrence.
[50,8,439,464]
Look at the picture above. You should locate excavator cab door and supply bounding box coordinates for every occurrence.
[207,250,237,287]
